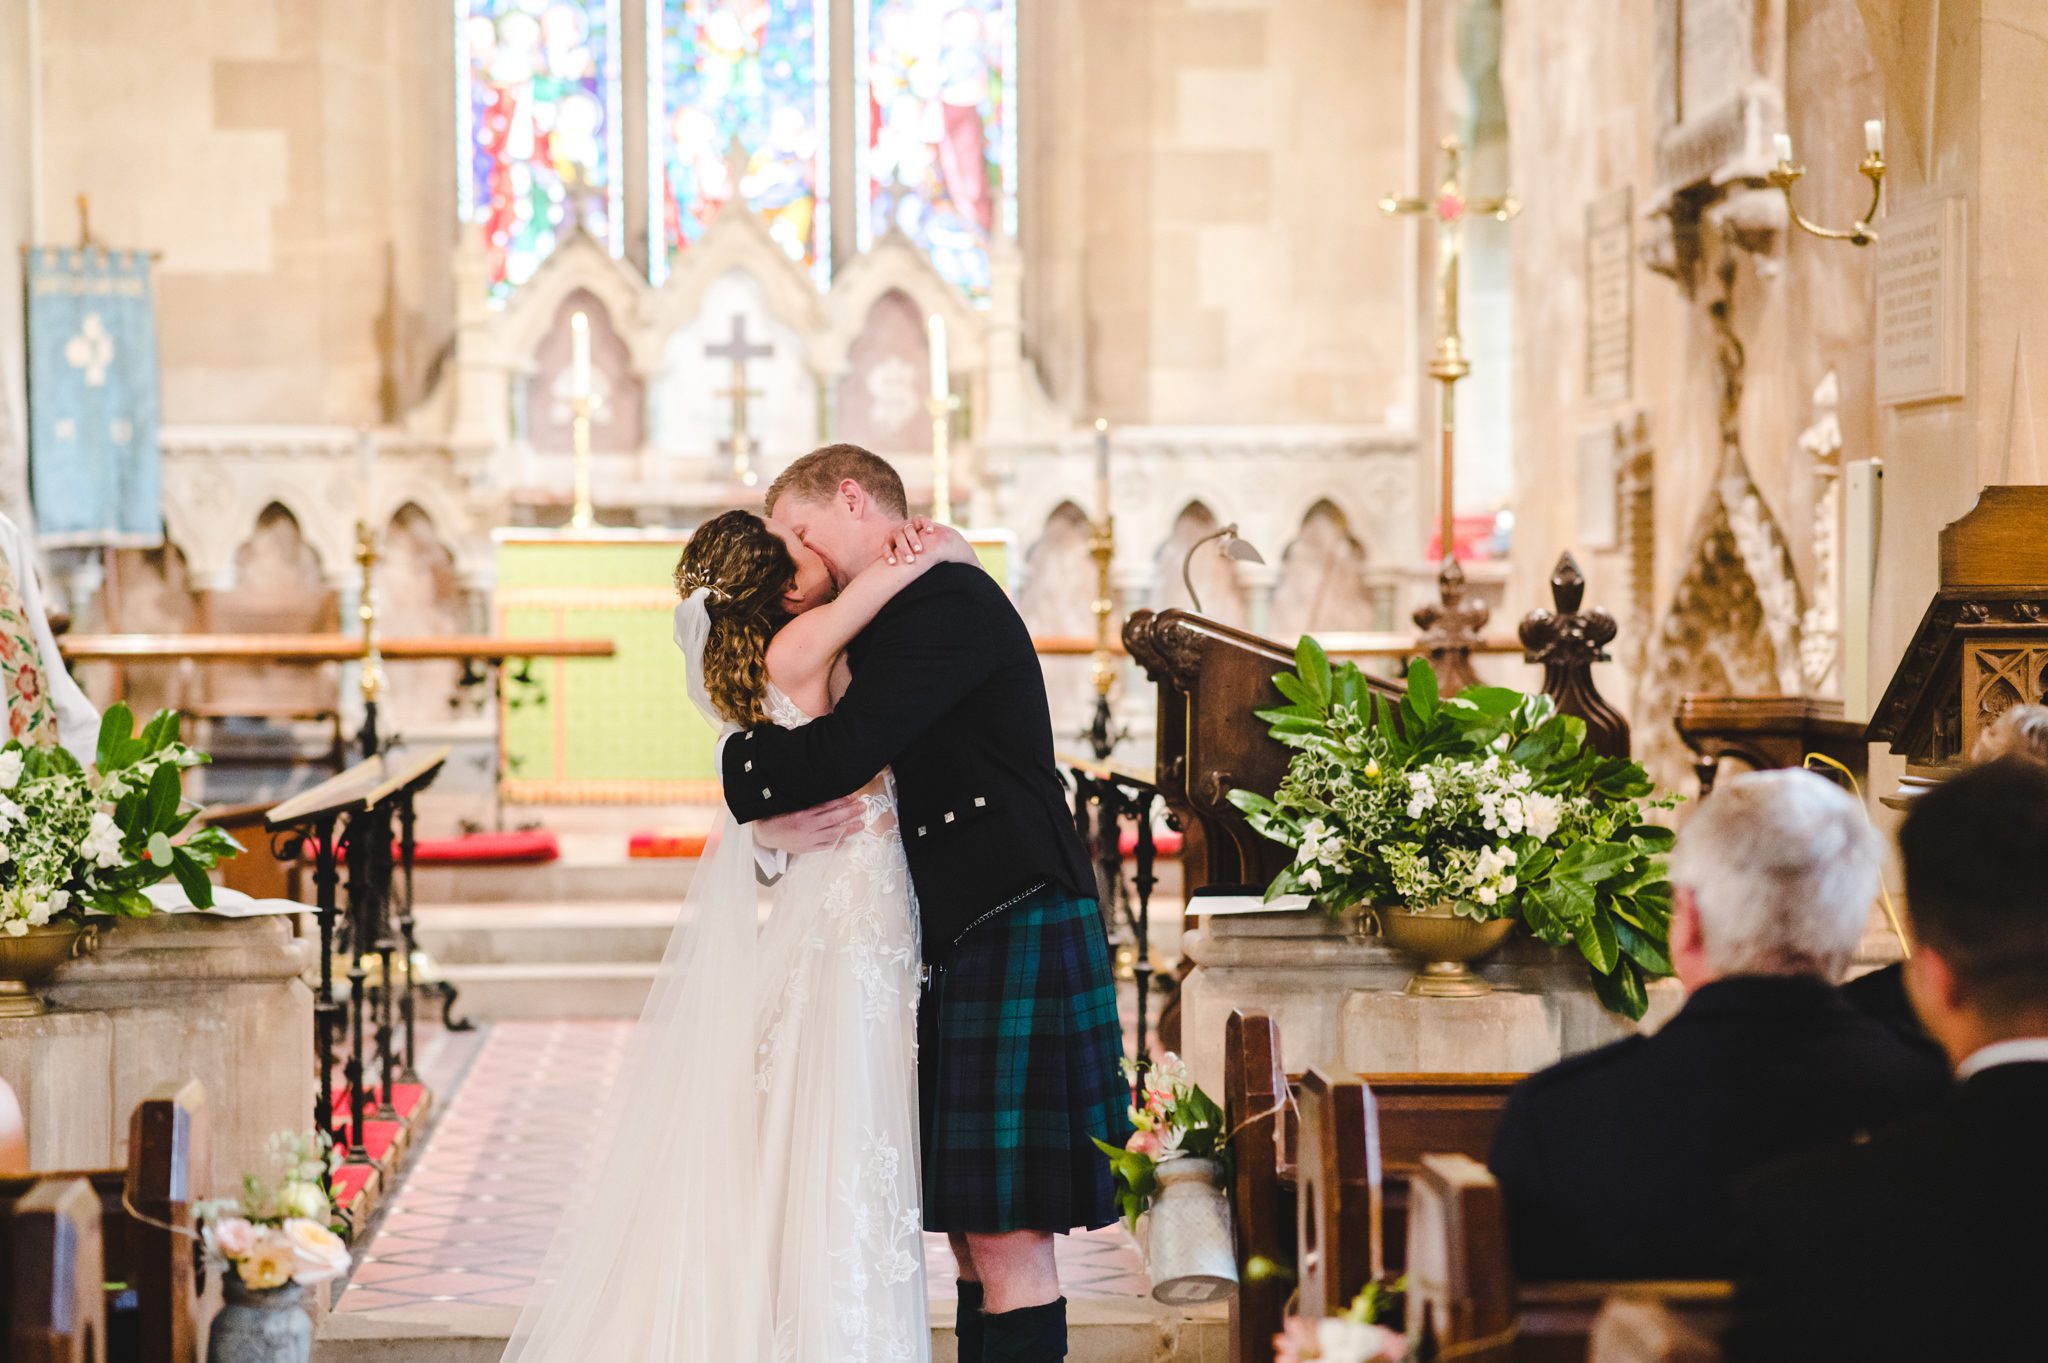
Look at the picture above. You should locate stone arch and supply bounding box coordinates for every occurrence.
[1151,500,1247,627]
[818,231,987,376]
[380,502,470,735]
[834,287,934,455]
[1017,501,1098,742]
[202,503,341,720]
[522,287,646,456]
[1272,500,1388,641]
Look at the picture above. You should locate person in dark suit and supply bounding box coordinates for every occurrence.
[725,445,1124,1363]
[1727,758,2048,1361]
[1842,702,2048,1059]
[1487,769,1949,1282]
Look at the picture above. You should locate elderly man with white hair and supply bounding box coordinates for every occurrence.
[1486,768,1948,1282]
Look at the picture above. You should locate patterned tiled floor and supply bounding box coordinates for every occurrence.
[337,1019,1151,1317]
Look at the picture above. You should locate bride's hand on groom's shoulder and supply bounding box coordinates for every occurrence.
[885,516,975,568]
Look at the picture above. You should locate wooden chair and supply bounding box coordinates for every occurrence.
[1225,1009,1294,1363]
[3,1178,107,1363]
[1295,1070,1522,1324]
[0,1079,211,1363]
[1405,1154,1730,1363]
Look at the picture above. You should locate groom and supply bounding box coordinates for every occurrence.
[724,444,1127,1363]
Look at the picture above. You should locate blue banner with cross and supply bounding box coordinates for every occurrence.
[24,247,164,546]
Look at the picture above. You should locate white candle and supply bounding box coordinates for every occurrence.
[570,311,591,400]
[1865,118,1884,157]
[1093,418,1110,522]
[355,428,377,526]
[1773,133,1795,165]
[927,314,948,400]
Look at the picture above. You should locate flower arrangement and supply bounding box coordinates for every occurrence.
[1091,1053,1230,1228]
[1228,646,1678,1019]
[197,1131,352,1292]
[1275,1280,1406,1363]
[0,705,240,937]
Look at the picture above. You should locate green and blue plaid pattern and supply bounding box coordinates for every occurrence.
[919,886,1130,1234]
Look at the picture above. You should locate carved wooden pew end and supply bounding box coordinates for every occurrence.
[4,1178,107,1363]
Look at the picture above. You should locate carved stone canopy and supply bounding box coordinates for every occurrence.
[1867,487,2048,773]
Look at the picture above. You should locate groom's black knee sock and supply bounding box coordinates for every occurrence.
[982,1297,1067,1363]
[955,1279,986,1363]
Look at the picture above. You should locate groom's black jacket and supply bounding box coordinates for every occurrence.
[722,562,1095,959]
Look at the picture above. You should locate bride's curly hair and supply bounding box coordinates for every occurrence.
[674,510,797,729]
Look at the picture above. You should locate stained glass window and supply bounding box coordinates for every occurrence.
[654,0,831,285]
[459,0,624,300]
[857,0,1017,304]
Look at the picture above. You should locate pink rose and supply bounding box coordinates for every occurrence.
[208,1216,259,1258]
[1126,1127,1164,1158]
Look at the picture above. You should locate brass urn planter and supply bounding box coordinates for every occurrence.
[0,921,94,1018]
[1370,903,1515,997]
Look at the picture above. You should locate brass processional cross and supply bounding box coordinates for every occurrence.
[1381,136,1518,690]
[707,314,773,487]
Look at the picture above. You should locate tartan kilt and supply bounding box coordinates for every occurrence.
[919,885,1131,1234]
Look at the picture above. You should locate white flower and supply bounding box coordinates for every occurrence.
[80,812,124,869]
[2,920,24,938]
[0,842,9,863]
[1523,793,1563,842]
[1476,885,1498,906]
[0,751,20,790]
[1317,1316,1406,1363]
[1475,845,1515,880]
[0,797,22,828]
[281,1218,351,1286]
[1498,874,1517,895]
[1300,865,1324,891]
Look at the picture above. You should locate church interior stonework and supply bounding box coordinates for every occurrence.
[2,2,2046,1360]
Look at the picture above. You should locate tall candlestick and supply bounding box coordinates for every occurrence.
[1864,118,1884,157]
[927,314,948,400]
[569,312,595,528]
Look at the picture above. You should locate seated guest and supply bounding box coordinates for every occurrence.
[1488,769,1948,1281]
[0,508,100,762]
[1728,759,2048,1361]
[1843,702,2048,1052]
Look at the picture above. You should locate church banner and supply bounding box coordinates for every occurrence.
[24,247,164,546]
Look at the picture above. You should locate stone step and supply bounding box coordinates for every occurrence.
[314,1298,1226,1362]
[414,902,684,966]
[411,855,695,906]
[432,961,657,1020]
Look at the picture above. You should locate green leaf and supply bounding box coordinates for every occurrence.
[147,832,174,867]
[1614,918,1673,976]
[1545,876,1595,926]
[1591,959,1651,1019]
[1452,686,1523,716]
[1405,657,1439,718]
[1577,911,1620,974]
[1626,823,1676,850]
[96,705,134,772]
[144,761,183,834]
[170,852,215,909]
[1555,840,1638,884]
[1520,886,1572,946]
[1332,664,1366,711]
[1272,673,1319,709]
[1295,636,1333,706]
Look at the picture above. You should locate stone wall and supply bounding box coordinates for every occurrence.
[1025,0,1414,427]
[0,0,31,520]
[1499,0,1883,783]
[32,0,456,426]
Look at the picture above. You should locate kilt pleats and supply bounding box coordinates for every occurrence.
[919,886,1131,1234]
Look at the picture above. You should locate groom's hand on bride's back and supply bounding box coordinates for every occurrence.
[754,795,867,853]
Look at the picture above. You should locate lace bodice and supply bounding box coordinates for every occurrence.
[763,682,898,836]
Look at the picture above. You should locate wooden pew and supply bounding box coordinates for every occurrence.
[1225,1009,1295,1363]
[1295,1069,1521,1321]
[0,1079,211,1363]
[1405,1154,1730,1363]
[4,1178,107,1363]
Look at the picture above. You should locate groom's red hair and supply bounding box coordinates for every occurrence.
[765,444,908,519]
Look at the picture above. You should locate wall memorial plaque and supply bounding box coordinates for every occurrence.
[1876,198,1966,406]
[1586,187,1634,405]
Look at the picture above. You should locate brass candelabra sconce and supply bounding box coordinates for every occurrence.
[1768,119,1885,246]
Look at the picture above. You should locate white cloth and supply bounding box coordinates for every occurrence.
[0,512,99,764]
[1955,1036,2048,1080]
[501,594,928,1363]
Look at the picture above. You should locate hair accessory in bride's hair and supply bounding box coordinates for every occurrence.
[682,576,732,604]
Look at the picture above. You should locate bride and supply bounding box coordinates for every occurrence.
[501,507,978,1363]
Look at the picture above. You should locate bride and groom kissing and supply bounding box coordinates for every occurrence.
[503,443,1131,1363]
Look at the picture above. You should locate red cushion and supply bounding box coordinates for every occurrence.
[330,1163,374,1210]
[408,830,559,865]
[628,830,709,859]
[1117,827,1184,858]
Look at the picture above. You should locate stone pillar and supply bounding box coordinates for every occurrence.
[0,914,316,1198]
[1236,559,1282,639]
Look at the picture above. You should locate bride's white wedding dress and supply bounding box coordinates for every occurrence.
[501,598,929,1363]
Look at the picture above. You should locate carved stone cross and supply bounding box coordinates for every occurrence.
[707,314,773,484]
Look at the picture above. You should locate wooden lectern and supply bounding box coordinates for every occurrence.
[1867,486,2048,783]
